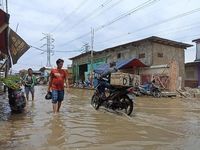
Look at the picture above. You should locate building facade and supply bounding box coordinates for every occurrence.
[70,36,192,89]
[185,38,200,88]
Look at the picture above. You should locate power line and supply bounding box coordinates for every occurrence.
[125,7,200,36]
[89,0,126,20]
[54,50,82,53]
[58,0,160,46]
[95,21,200,46]
[95,0,160,31]
[59,0,114,34]
[30,45,45,52]
[175,33,200,42]
[30,45,82,53]
[94,8,200,46]
[58,31,91,47]
[50,0,90,33]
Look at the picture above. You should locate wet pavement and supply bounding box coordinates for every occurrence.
[1,86,200,150]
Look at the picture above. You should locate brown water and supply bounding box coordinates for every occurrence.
[1,86,200,150]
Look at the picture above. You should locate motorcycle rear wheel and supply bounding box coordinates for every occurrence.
[120,95,133,115]
[91,94,101,110]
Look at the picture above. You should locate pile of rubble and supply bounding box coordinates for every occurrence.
[177,87,200,99]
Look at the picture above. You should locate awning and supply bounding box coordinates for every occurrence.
[94,58,147,74]
[0,9,30,64]
[94,63,110,74]
[117,58,147,69]
[9,28,30,64]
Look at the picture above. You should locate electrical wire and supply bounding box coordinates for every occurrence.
[60,0,114,34]
[95,21,200,46]
[50,0,90,33]
[58,0,160,46]
[89,0,125,20]
[94,8,200,47]
[29,45,46,52]
[30,45,82,53]
[95,0,160,31]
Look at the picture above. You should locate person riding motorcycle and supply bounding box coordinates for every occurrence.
[97,62,118,100]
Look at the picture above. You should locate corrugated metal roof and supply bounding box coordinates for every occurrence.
[94,58,147,74]
[69,36,193,60]
[192,38,200,43]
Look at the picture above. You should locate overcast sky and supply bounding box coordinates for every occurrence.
[1,0,200,71]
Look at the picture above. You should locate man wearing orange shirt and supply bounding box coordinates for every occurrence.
[48,59,69,114]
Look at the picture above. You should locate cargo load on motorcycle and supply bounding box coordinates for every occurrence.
[91,59,146,115]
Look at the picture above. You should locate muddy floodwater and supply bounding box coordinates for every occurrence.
[1,86,200,150]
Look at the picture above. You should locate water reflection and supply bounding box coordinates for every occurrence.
[1,86,200,149]
[46,115,66,148]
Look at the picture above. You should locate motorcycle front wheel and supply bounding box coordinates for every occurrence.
[152,90,161,98]
[120,95,133,116]
[91,94,101,110]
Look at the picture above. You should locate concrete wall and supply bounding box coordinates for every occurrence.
[72,52,107,82]
[152,43,185,87]
[71,41,186,88]
[140,67,169,75]
[106,41,152,65]
[185,65,198,80]
[185,64,199,88]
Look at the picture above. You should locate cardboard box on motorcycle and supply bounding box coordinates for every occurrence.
[110,72,140,87]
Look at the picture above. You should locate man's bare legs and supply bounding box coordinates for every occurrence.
[52,101,62,114]
[53,103,57,114]
[57,101,62,112]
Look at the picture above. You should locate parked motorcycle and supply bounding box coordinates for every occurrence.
[134,83,161,98]
[91,78,135,116]
[8,87,26,113]
[83,80,92,88]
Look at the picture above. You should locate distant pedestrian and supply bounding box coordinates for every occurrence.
[48,59,69,114]
[23,68,36,101]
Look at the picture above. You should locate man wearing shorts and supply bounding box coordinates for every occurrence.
[48,59,69,114]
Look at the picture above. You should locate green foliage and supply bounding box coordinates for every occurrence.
[1,75,21,90]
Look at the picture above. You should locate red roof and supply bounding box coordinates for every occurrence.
[118,58,147,69]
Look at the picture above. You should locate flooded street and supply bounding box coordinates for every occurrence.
[1,86,200,150]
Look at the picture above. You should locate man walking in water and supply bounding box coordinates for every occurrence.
[48,59,69,114]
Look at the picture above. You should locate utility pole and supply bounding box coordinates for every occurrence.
[4,0,9,92]
[5,0,8,13]
[41,33,54,67]
[90,28,94,69]
[90,28,94,86]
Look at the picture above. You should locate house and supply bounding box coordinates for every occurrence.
[185,38,200,88]
[69,36,192,91]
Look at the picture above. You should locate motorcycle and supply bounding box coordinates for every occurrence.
[134,83,161,98]
[83,80,92,88]
[8,87,26,113]
[91,78,135,116]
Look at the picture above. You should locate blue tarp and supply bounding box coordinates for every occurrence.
[94,58,147,74]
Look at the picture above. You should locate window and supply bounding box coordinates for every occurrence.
[139,53,145,58]
[117,53,121,59]
[157,52,163,58]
